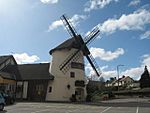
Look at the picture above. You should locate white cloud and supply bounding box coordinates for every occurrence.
[85,63,116,80]
[70,14,87,26]
[90,47,124,61]
[85,54,150,80]
[41,61,50,63]
[121,55,150,80]
[48,20,63,31]
[84,0,119,12]
[85,63,101,80]
[140,30,150,40]
[85,63,95,76]
[85,47,124,79]
[128,0,140,7]
[13,53,40,64]
[101,65,108,70]
[142,54,150,67]
[98,9,150,34]
[48,14,87,31]
[101,70,117,80]
[121,67,143,80]
[40,0,58,4]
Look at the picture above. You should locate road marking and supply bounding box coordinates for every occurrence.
[65,109,79,113]
[136,107,139,113]
[100,107,112,113]
[31,109,50,113]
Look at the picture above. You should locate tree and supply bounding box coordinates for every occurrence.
[140,66,150,88]
[109,77,116,82]
[99,76,105,83]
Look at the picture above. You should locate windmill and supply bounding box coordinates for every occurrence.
[59,14,101,77]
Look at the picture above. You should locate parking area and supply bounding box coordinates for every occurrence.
[1,98,150,113]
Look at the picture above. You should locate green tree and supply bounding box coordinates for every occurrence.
[99,76,105,83]
[140,66,150,88]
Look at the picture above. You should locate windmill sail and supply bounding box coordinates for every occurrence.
[59,14,101,77]
[59,49,82,74]
[84,27,100,45]
[60,15,77,38]
[86,54,101,77]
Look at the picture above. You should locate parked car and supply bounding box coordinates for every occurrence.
[0,92,15,105]
[0,93,5,111]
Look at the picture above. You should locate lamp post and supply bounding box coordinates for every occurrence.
[117,65,124,91]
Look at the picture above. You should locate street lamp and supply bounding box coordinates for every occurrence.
[117,65,124,91]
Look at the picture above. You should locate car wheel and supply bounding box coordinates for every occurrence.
[0,104,4,111]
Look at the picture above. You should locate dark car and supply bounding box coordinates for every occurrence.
[0,92,15,105]
[0,93,5,111]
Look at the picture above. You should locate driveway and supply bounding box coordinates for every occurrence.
[1,98,150,113]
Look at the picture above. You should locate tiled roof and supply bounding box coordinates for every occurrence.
[0,55,12,65]
[0,55,54,81]
[0,55,21,80]
[120,76,133,81]
[2,65,22,80]
[18,63,54,80]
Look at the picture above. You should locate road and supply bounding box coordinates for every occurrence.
[1,98,150,113]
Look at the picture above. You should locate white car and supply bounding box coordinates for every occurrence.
[0,93,5,111]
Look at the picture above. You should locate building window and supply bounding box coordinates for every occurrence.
[70,72,75,78]
[49,86,52,93]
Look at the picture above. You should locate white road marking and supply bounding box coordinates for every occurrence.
[31,109,50,113]
[100,107,112,113]
[136,107,139,113]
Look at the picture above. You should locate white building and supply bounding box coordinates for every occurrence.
[4,38,87,102]
[46,37,87,101]
[119,76,134,87]
[105,76,135,90]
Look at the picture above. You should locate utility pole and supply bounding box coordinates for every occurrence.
[117,65,124,91]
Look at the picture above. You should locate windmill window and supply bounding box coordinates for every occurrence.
[49,86,52,93]
[71,62,84,70]
[70,72,75,78]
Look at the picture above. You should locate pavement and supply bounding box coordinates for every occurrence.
[0,98,150,113]
[92,97,150,107]
[101,98,150,103]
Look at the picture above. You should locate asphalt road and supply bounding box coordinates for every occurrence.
[1,98,150,113]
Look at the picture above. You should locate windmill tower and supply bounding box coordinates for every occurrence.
[46,15,101,101]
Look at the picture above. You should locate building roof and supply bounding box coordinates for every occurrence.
[2,65,22,80]
[0,55,13,65]
[111,79,118,85]
[49,35,90,55]
[18,63,54,80]
[0,55,21,80]
[0,72,16,80]
[119,76,133,82]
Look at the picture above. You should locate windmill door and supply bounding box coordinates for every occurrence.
[75,88,84,101]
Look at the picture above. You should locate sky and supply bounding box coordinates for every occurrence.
[0,0,150,81]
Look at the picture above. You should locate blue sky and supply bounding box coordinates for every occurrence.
[0,0,150,80]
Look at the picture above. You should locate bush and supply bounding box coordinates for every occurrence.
[70,94,76,102]
[86,94,92,102]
